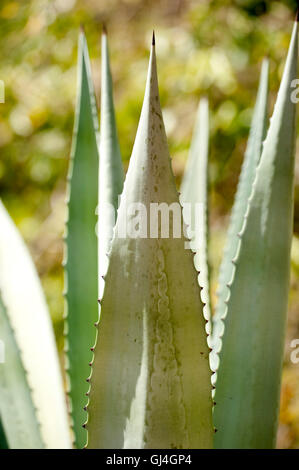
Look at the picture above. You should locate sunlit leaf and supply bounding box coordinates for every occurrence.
[0,200,70,448]
[213,20,298,449]
[181,97,211,326]
[212,58,269,344]
[0,291,43,449]
[98,28,124,296]
[86,37,213,449]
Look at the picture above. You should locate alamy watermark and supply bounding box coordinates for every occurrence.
[96,198,204,250]
[290,79,299,103]
[290,339,299,364]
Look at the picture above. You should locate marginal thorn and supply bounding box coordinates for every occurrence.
[82,424,86,429]
[152,30,155,46]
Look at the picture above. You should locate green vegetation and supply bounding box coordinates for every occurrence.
[0,0,299,449]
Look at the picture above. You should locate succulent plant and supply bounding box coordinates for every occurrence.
[0,16,297,449]
[212,19,298,449]
[85,33,213,449]
[0,200,70,449]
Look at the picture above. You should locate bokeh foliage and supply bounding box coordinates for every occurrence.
[0,0,298,448]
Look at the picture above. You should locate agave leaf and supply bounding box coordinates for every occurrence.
[98,28,124,297]
[0,201,70,448]
[86,37,213,449]
[0,292,44,449]
[212,58,269,346]
[213,20,298,449]
[64,30,99,448]
[181,97,211,326]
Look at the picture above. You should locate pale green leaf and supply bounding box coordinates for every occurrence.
[0,292,44,449]
[181,97,211,326]
[212,58,269,344]
[213,20,298,449]
[64,30,99,448]
[0,200,70,449]
[98,29,124,297]
[86,38,213,449]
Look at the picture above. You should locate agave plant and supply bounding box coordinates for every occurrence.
[0,16,298,449]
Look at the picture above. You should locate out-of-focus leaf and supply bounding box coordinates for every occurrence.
[98,29,124,297]
[181,97,211,327]
[86,38,213,449]
[212,58,269,346]
[213,20,298,449]
[0,291,43,449]
[0,200,70,449]
[64,30,99,448]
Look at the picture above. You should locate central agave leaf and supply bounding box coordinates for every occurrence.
[85,35,213,449]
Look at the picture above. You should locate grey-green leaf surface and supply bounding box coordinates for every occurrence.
[0,292,44,449]
[213,20,298,449]
[64,30,99,448]
[0,200,71,449]
[98,29,124,297]
[86,39,213,449]
[181,97,211,328]
[212,58,269,353]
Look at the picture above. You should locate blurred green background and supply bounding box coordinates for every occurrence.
[0,0,299,448]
